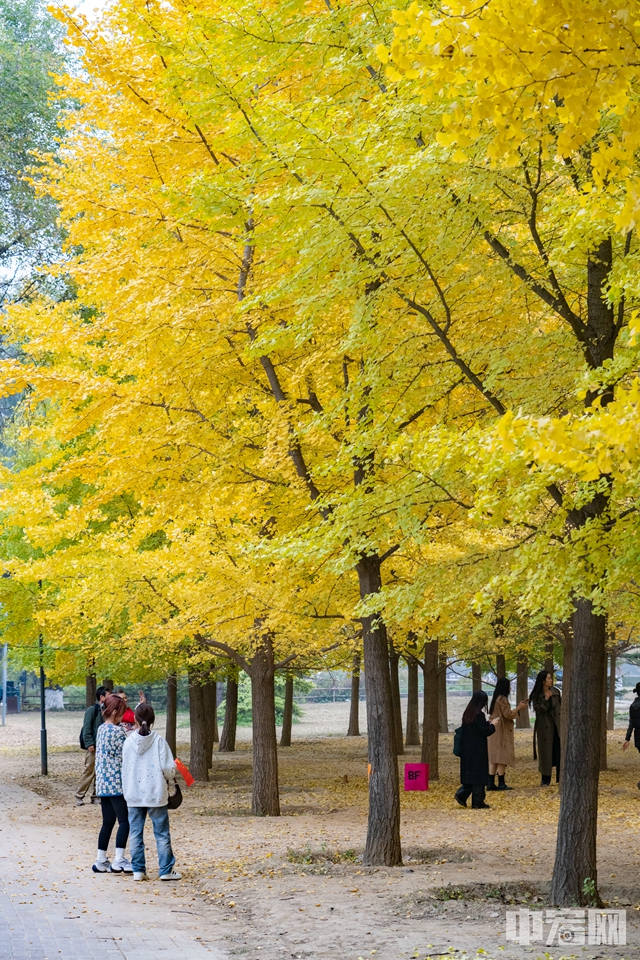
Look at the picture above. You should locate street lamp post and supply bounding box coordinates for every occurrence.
[39,632,47,775]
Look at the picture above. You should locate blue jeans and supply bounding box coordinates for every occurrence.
[128,805,175,877]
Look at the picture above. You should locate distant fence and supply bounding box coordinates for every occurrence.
[21,695,87,712]
[299,686,363,703]
[20,684,479,712]
[297,686,474,704]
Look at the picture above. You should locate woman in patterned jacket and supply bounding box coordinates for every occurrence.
[93,693,133,874]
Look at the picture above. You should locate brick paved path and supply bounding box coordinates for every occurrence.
[0,781,226,960]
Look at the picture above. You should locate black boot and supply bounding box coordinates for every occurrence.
[487,774,498,791]
[454,788,467,808]
[497,774,513,791]
[540,774,551,786]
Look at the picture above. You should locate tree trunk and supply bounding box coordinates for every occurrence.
[85,673,96,708]
[544,640,554,677]
[550,237,616,906]
[438,654,448,733]
[388,640,404,755]
[165,673,177,758]
[188,674,209,782]
[280,675,294,747]
[550,599,605,906]
[357,554,401,866]
[607,649,616,730]
[600,643,607,772]
[420,640,439,780]
[250,643,280,816]
[405,656,420,746]
[516,658,530,729]
[203,679,217,769]
[103,677,114,693]
[347,652,361,737]
[496,654,506,679]
[471,662,481,692]
[219,677,238,753]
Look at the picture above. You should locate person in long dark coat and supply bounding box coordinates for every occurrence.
[622,682,640,788]
[455,691,499,810]
[530,670,561,786]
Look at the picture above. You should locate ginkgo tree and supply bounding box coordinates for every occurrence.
[0,0,471,864]
[385,0,640,904]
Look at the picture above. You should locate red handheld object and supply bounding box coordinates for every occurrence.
[175,757,195,787]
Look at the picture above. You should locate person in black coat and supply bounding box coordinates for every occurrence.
[455,690,500,810]
[530,669,561,786]
[622,682,640,788]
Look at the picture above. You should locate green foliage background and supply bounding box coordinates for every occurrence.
[218,675,312,726]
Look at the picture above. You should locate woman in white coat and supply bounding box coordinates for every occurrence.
[122,702,180,881]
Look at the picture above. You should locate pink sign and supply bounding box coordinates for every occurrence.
[404,762,429,791]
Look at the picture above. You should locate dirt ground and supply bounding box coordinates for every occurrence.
[1,704,640,960]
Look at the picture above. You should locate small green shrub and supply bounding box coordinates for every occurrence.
[287,847,360,864]
[218,674,312,726]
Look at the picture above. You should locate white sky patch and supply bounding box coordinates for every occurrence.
[64,0,112,20]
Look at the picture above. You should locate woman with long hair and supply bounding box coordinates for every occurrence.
[122,702,180,881]
[454,690,500,809]
[487,677,528,791]
[93,692,132,873]
[530,669,561,786]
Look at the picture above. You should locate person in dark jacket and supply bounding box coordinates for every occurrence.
[455,691,499,809]
[530,670,561,786]
[75,686,107,806]
[622,682,640,788]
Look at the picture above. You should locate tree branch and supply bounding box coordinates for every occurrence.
[275,652,299,670]
[141,576,180,613]
[194,124,220,165]
[401,294,507,416]
[195,633,251,673]
[379,544,400,564]
[481,227,586,343]
[318,203,508,417]
[237,218,327,512]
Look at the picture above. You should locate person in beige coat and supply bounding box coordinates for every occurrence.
[487,677,528,791]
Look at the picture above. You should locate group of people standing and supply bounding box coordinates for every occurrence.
[75,687,141,804]
[455,670,562,809]
[77,688,181,881]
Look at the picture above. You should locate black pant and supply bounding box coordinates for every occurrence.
[457,783,486,808]
[98,795,129,851]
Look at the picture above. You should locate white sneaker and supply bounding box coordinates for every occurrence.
[75,797,85,806]
[159,871,182,881]
[92,859,111,873]
[133,872,148,881]
[111,858,133,874]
